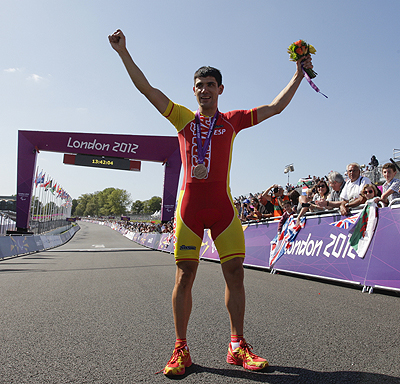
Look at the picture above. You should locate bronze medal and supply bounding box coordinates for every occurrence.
[193,163,208,179]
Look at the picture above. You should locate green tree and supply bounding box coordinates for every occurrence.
[74,193,93,217]
[131,200,144,214]
[84,194,99,217]
[74,188,132,217]
[107,188,132,216]
[146,196,162,214]
[71,199,78,216]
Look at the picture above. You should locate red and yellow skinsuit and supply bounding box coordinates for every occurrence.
[163,100,259,263]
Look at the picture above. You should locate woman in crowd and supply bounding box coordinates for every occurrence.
[312,180,330,211]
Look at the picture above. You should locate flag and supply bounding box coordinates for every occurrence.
[349,200,378,258]
[35,171,41,186]
[329,214,359,229]
[39,173,45,185]
[44,179,52,190]
[269,216,306,267]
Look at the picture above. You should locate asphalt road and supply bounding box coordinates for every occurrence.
[1,221,400,383]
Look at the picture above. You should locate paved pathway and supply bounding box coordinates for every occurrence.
[1,221,399,383]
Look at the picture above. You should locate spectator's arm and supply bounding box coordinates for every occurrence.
[261,185,276,202]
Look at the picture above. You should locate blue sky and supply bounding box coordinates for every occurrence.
[1,1,399,202]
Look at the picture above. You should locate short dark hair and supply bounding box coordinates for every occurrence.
[194,66,222,86]
[382,162,396,172]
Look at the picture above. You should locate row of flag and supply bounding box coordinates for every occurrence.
[34,170,72,202]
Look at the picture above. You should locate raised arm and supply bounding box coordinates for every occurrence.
[108,30,170,114]
[256,55,313,123]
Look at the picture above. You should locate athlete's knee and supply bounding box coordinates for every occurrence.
[175,261,198,289]
[221,257,244,287]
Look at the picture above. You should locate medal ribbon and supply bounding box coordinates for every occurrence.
[195,109,219,164]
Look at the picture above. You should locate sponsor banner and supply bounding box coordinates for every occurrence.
[200,207,400,291]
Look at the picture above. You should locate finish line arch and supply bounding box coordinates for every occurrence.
[16,130,181,231]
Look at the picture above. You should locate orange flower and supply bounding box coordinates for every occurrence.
[295,40,302,46]
[295,47,303,55]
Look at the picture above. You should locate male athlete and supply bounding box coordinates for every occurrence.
[109,29,313,376]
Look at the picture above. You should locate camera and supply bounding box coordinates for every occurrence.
[273,187,279,193]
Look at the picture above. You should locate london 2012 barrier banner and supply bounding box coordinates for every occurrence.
[100,206,400,292]
[199,206,400,292]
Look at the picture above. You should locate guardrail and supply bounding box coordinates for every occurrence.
[0,212,16,236]
[0,224,79,259]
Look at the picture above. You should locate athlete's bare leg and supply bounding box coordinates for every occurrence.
[172,261,199,340]
[221,257,245,336]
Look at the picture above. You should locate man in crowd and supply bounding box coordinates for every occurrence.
[109,29,313,376]
[258,193,274,218]
[375,162,400,206]
[246,196,273,220]
[261,184,289,217]
[339,163,371,215]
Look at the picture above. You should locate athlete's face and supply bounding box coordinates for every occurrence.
[193,76,224,114]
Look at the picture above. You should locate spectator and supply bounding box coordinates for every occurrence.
[288,190,300,212]
[315,171,345,210]
[246,197,272,221]
[312,180,330,211]
[339,163,371,215]
[257,194,274,219]
[375,163,400,206]
[261,184,289,217]
[278,201,295,234]
[369,155,379,168]
[296,188,316,225]
[344,183,379,210]
[234,199,241,219]
[240,199,251,221]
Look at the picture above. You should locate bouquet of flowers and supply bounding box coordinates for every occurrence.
[287,40,317,79]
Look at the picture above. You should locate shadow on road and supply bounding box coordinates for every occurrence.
[164,363,400,383]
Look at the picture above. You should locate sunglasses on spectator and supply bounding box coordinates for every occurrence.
[365,190,375,194]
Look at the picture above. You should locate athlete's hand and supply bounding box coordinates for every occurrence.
[296,54,313,75]
[108,29,126,53]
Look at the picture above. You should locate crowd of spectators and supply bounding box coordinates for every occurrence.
[108,219,174,234]
[110,157,400,234]
[241,160,400,226]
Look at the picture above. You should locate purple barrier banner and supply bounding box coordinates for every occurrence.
[0,226,79,259]
[363,207,400,290]
[200,207,400,291]
[135,232,161,249]
[158,233,175,253]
